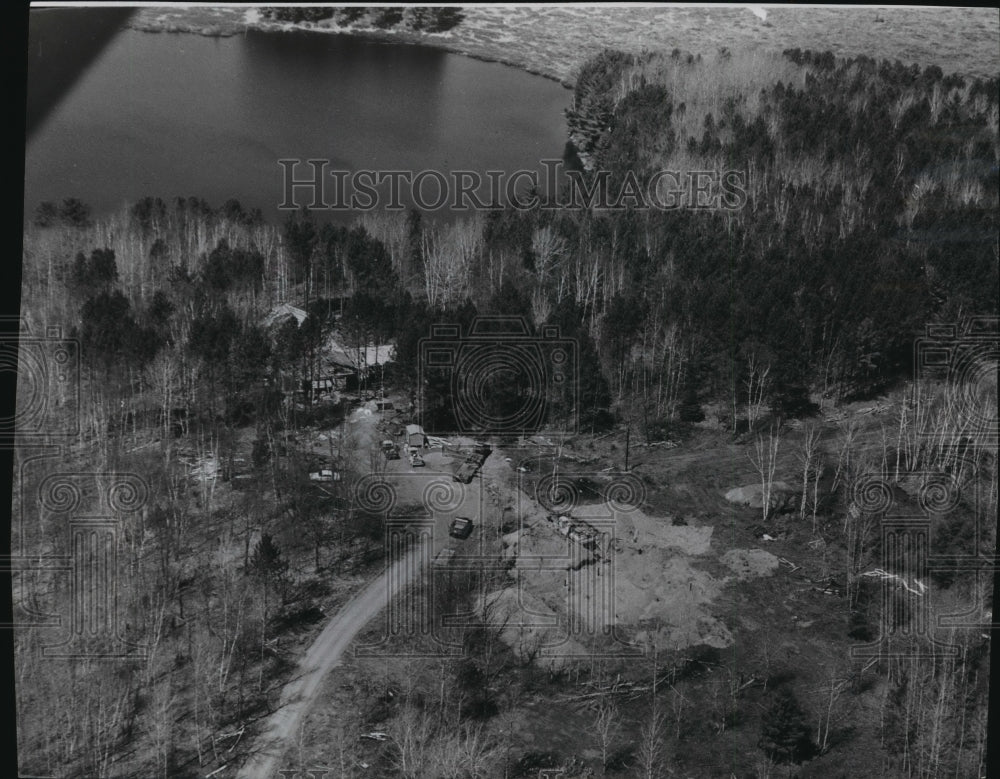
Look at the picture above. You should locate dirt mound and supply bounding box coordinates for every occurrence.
[501,499,733,654]
[489,460,740,658]
[481,588,588,669]
[613,548,733,650]
[720,548,780,579]
[630,614,733,651]
[500,529,525,557]
[550,502,715,555]
[724,481,797,511]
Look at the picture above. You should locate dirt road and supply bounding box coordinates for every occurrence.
[238,406,486,778]
[236,542,425,779]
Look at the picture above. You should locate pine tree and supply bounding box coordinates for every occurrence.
[759,687,813,764]
[249,533,288,617]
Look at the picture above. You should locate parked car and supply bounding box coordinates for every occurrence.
[382,440,400,460]
[308,468,340,482]
[410,452,425,467]
[449,516,474,539]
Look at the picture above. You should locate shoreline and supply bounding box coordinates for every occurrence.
[124,5,999,85]
[126,12,578,89]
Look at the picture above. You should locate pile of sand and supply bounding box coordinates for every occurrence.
[498,498,736,653]
[500,529,524,558]
[630,614,734,651]
[612,547,732,650]
[487,463,744,656]
[724,482,797,511]
[480,587,589,669]
[604,504,714,555]
[720,548,780,579]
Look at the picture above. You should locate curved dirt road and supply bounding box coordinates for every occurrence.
[237,542,425,779]
[238,407,490,777]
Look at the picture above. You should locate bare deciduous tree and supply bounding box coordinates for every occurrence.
[390,699,434,778]
[422,216,483,307]
[745,352,771,429]
[637,651,668,778]
[797,423,822,530]
[748,424,782,521]
[814,671,849,755]
[531,225,567,285]
[831,417,860,496]
[590,690,620,775]
[151,676,175,778]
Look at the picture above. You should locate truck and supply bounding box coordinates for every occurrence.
[453,460,479,483]
[545,513,600,552]
[452,443,492,483]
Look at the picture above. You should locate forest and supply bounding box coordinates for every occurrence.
[259,6,465,33]
[30,48,998,441]
[13,45,998,777]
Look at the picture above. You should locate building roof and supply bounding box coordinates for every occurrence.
[263,303,307,328]
[325,338,395,370]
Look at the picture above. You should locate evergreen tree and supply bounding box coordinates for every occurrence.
[759,687,814,764]
[249,533,289,616]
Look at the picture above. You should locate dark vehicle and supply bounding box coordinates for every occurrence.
[453,443,491,482]
[382,440,400,460]
[453,461,478,483]
[449,516,474,539]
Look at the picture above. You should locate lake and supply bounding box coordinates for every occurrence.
[24,15,572,223]
[24,7,998,226]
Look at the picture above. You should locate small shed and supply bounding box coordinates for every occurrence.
[405,424,428,449]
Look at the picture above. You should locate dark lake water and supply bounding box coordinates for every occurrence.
[24,18,571,223]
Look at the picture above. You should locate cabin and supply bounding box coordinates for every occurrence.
[325,337,395,380]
